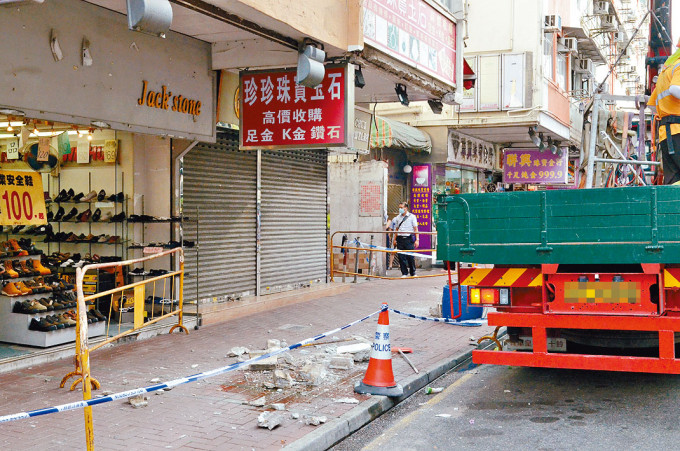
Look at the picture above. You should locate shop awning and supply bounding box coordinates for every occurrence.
[370,116,432,153]
[463,58,476,90]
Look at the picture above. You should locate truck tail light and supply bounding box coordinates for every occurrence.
[481,288,497,304]
[470,288,481,304]
[499,288,510,305]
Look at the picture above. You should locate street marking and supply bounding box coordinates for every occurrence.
[363,372,474,450]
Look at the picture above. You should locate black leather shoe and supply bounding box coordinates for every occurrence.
[53,206,65,221]
[73,192,84,203]
[46,210,54,222]
[116,192,125,202]
[110,212,126,222]
[91,208,101,222]
[62,207,78,221]
[54,189,68,203]
[97,190,106,201]
[66,188,75,201]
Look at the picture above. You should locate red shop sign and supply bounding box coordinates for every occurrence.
[239,65,352,150]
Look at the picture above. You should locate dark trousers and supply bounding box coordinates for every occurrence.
[660,133,680,184]
[396,236,416,276]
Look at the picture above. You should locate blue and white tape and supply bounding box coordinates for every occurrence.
[390,308,484,327]
[351,239,431,260]
[0,307,385,423]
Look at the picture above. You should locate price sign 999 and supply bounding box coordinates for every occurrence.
[0,170,47,226]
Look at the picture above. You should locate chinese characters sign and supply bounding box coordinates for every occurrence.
[503,150,568,184]
[360,183,382,217]
[363,0,456,87]
[240,66,351,150]
[0,170,47,226]
[411,164,432,253]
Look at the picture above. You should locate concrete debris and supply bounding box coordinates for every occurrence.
[257,411,284,430]
[149,377,161,383]
[249,396,267,407]
[290,412,300,420]
[270,403,286,411]
[249,356,278,371]
[273,369,295,388]
[228,347,250,357]
[429,305,442,318]
[304,415,327,426]
[277,352,295,366]
[267,339,281,350]
[101,391,114,396]
[263,382,276,389]
[121,379,129,386]
[329,355,354,370]
[281,341,288,348]
[155,390,165,395]
[435,414,451,418]
[299,362,327,386]
[324,345,338,354]
[353,350,371,362]
[469,336,476,341]
[334,398,359,404]
[191,364,199,368]
[336,343,371,355]
[128,395,148,408]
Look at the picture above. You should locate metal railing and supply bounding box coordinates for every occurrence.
[330,230,445,281]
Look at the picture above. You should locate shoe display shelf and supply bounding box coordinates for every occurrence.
[0,284,105,347]
[44,172,129,262]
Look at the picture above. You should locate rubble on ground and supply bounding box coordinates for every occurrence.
[127,395,148,408]
[257,411,284,430]
[304,415,327,426]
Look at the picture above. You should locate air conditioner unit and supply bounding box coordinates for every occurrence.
[544,14,562,33]
[601,15,616,30]
[576,58,594,75]
[561,37,578,53]
[593,1,609,14]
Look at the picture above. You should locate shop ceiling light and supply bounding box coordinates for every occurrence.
[428,99,443,114]
[537,133,545,151]
[126,0,173,38]
[528,127,542,147]
[395,83,409,106]
[403,164,412,174]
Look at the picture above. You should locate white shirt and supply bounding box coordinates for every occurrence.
[392,212,418,236]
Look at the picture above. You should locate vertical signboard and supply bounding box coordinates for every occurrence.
[239,65,353,150]
[503,150,568,184]
[363,0,457,87]
[0,170,47,225]
[411,164,432,253]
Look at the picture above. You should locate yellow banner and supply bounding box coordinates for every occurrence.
[0,170,47,225]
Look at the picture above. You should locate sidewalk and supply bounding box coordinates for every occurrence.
[0,270,494,450]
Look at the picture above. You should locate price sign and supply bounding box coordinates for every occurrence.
[143,247,164,254]
[77,137,90,164]
[104,140,118,163]
[5,138,19,160]
[0,170,48,225]
[37,137,50,161]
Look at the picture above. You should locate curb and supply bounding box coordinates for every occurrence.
[284,329,506,451]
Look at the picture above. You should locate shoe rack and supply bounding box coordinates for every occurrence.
[0,254,105,347]
[45,171,129,261]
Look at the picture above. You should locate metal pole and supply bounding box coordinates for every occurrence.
[366,235,374,280]
[585,94,601,188]
[256,149,261,296]
[353,237,360,283]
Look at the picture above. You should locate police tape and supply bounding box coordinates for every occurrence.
[0,307,386,423]
[351,239,431,260]
[389,308,484,327]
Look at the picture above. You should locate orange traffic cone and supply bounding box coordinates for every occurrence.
[354,303,404,397]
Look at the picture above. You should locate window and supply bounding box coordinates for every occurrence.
[543,34,554,80]
[556,53,567,90]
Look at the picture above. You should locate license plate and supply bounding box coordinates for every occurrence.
[505,336,567,352]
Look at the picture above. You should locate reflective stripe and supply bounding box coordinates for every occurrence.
[658,89,675,101]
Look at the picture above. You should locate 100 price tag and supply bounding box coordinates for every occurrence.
[1,190,34,221]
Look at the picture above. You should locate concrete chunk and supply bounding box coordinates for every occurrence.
[273,369,295,388]
[258,411,284,430]
[249,396,267,407]
[228,346,250,357]
[336,343,371,354]
[329,355,354,370]
[128,395,148,408]
[299,362,327,386]
[249,355,278,371]
[304,415,327,426]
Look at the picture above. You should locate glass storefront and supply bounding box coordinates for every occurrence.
[433,163,484,197]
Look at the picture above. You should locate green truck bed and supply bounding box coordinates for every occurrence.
[435,186,680,265]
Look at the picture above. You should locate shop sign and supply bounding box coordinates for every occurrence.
[0,0,215,142]
[448,130,494,169]
[410,164,432,253]
[0,170,47,226]
[502,150,568,184]
[363,0,457,87]
[239,65,353,150]
[353,107,373,153]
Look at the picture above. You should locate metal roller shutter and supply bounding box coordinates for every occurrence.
[183,131,257,301]
[260,149,327,292]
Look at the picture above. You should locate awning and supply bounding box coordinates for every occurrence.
[370,116,432,153]
[463,58,476,90]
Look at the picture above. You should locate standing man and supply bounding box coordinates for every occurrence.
[649,39,680,184]
[392,202,419,278]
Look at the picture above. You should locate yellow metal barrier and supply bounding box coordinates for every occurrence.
[60,248,188,394]
[330,230,446,281]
